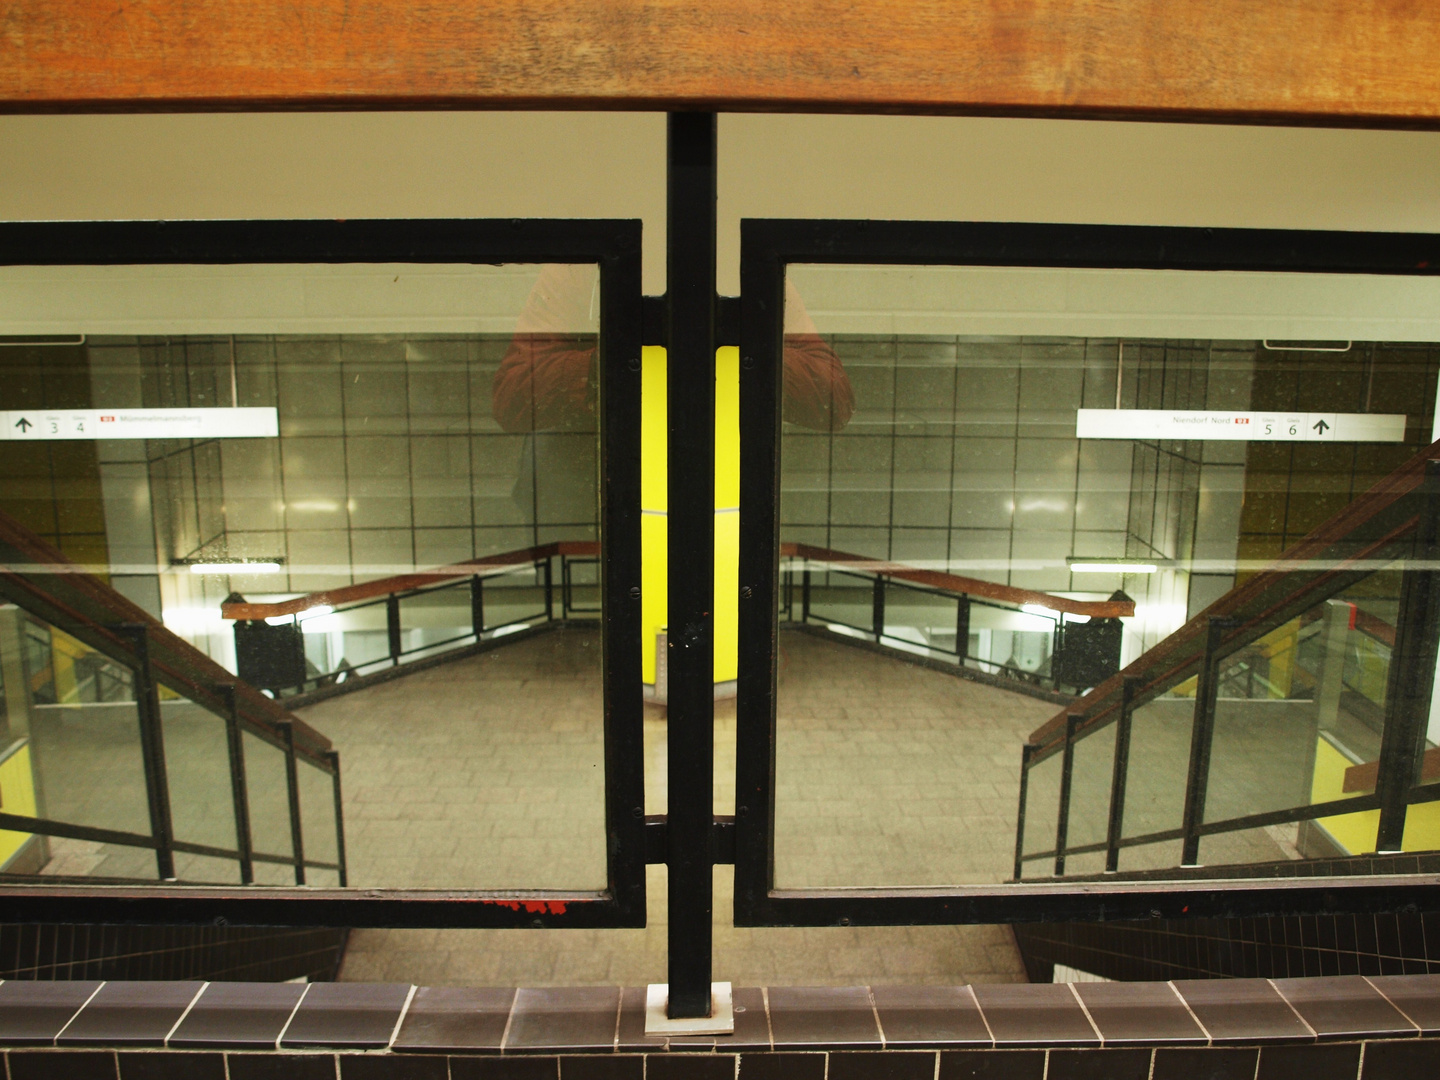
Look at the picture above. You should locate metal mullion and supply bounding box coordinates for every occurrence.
[665,110,718,1019]
[123,623,176,881]
[1013,743,1033,880]
[1376,461,1440,850]
[1180,617,1232,866]
[281,722,306,886]
[328,750,349,887]
[470,574,485,637]
[1104,677,1138,873]
[220,684,255,885]
[385,594,402,665]
[871,575,885,641]
[1053,714,1079,876]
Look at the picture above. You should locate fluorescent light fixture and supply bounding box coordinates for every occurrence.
[1068,561,1159,574]
[189,561,282,575]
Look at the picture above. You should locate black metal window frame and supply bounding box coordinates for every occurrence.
[0,218,646,929]
[734,218,1440,927]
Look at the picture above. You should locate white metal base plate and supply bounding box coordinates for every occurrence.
[644,981,735,1036]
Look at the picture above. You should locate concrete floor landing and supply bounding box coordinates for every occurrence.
[301,625,1053,986]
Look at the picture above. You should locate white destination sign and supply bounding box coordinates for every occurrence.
[0,407,279,441]
[1076,409,1406,443]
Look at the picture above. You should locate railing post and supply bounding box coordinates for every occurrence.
[1105,677,1139,873]
[1013,742,1034,880]
[801,564,811,623]
[665,109,717,1020]
[1053,713,1079,876]
[122,624,175,880]
[328,749,348,887]
[956,594,971,661]
[1376,459,1440,850]
[470,574,485,639]
[871,574,885,641]
[1181,616,1232,866]
[385,594,402,664]
[281,722,306,885]
[219,683,254,885]
[543,557,555,621]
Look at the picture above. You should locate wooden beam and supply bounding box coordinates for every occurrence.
[3,1,1440,126]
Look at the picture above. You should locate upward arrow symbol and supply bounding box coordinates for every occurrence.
[14,418,31,432]
[1313,419,1331,435]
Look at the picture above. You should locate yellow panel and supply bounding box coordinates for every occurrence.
[714,346,740,683]
[638,345,741,687]
[0,742,37,867]
[642,512,667,686]
[1310,735,1377,856]
[641,344,667,514]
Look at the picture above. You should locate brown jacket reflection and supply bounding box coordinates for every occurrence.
[493,265,854,433]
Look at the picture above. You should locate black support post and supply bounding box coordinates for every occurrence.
[219,684,254,885]
[123,624,175,881]
[872,576,886,641]
[282,723,306,885]
[543,557,554,621]
[1013,742,1033,881]
[665,110,718,1020]
[1376,460,1440,850]
[386,594,402,664]
[470,575,485,638]
[801,565,812,623]
[1104,677,1139,873]
[1181,617,1232,866]
[1054,714,1079,876]
[328,750,348,887]
[956,595,971,660]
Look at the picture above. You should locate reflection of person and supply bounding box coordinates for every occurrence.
[492,265,854,433]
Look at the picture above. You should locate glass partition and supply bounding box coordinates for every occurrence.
[764,249,1440,896]
[0,250,622,895]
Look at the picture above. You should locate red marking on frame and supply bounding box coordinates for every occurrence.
[1234,417,1250,424]
[482,900,570,915]
[100,416,116,422]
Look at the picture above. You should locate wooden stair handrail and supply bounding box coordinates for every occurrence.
[221,541,600,621]
[782,542,1135,619]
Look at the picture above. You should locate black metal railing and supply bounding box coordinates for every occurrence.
[0,508,346,888]
[780,541,1134,697]
[1014,450,1440,881]
[223,541,601,700]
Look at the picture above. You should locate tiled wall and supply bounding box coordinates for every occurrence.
[781,335,1254,662]
[0,342,109,573]
[1236,343,1440,579]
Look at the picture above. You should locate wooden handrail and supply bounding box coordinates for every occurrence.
[220,541,600,621]
[0,507,330,756]
[4,1,1440,127]
[1345,746,1440,795]
[783,542,1135,619]
[1025,440,1440,751]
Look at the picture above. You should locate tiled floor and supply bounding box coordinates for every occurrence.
[308,625,1049,987]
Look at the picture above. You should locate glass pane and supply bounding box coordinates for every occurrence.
[1019,751,1063,878]
[1064,722,1116,865]
[26,624,151,841]
[1121,696,1196,841]
[296,755,338,871]
[243,730,293,868]
[0,260,611,893]
[161,699,239,853]
[1205,573,1399,829]
[396,582,475,661]
[776,261,1440,889]
[1117,839,1186,872]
